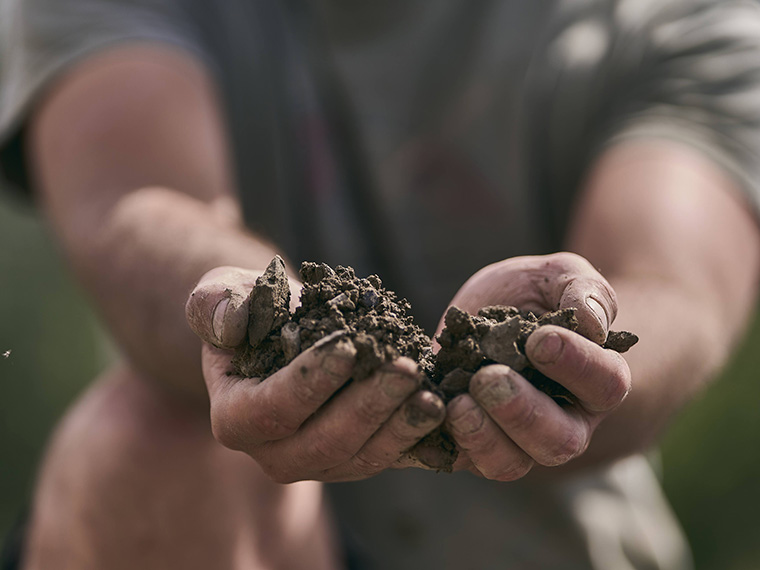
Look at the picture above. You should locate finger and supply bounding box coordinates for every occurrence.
[205,334,356,451]
[468,365,595,467]
[323,390,445,481]
[186,266,260,348]
[262,357,423,476]
[525,325,631,413]
[536,252,618,344]
[447,394,535,481]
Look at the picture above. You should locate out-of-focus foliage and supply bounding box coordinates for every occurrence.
[0,194,758,569]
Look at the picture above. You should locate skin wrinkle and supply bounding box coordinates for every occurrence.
[543,422,588,466]
[253,387,301,441]
[405,392,445,426]
[531,331,564,365]
[453,405,486,435]
[591,353,632,413]
[353,384,403,425]
[377,366,421,399]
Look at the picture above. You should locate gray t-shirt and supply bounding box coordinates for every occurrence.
[3,0,760,568]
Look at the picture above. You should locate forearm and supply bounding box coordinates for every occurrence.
[25,46,282,402]
[564,141,760,468]
[62,186,281,401]
[574,276,736,467]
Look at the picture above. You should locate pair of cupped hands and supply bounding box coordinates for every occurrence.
[186,253,631,483]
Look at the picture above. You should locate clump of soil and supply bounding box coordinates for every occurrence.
[233,257,638,471]
[407,305,637,469]
[233,256,433,382]
[430,305,637,403]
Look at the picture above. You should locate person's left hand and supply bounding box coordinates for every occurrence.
[439,253,632,480]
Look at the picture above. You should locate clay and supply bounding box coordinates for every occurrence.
[233,258,638,471]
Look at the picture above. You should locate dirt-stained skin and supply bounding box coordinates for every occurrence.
[233,257,638,470]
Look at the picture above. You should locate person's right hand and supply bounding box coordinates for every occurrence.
[185,266,446,483]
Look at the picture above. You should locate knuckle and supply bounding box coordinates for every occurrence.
[387,422,414,445]
[306,431,355,467]
[595,358,631,411]
[292,376,326,408]
[387,409,433,447]
[353,395,393,426]
[210,410,243,451]
[546,251,588,272]
[503,398,540,433]
[542,430,587,467]
[292,366,345,408]
[567,350,593,387]
[456,427,496,455]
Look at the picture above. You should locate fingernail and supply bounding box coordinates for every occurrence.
[471,372,517,407]
[451,400,485,435]
[586,296,608,332]
[404,394,444,427]
[532,332,563,365]
[212,297,230,344]
[380,371,417,398]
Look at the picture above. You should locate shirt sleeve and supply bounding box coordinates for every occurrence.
[526,0,760,240]
[0,0,209,199]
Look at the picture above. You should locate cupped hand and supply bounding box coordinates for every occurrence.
[186,266,445,483]
[441,253,632,480]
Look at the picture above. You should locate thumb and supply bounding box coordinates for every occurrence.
[558,274,617,345]
[186,266,260,349]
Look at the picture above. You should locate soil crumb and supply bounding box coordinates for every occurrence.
[233,257,638,471]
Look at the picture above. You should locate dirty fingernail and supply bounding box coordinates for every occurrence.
[212,297,230,344]
[586,296,608,333]
[470,373,517,407]
[321,340,356,376]
[404,393,445,427]
[380,371,417,398]
[450,400,485,435]
[532,332,563,365]
[321,354,354,377]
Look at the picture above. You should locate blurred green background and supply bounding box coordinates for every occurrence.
[1,193,759,569]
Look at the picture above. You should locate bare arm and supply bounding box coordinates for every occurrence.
[442,140,760,478]
[28,45,444,479]
[28,45,280,401]
[567,140,760,464]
